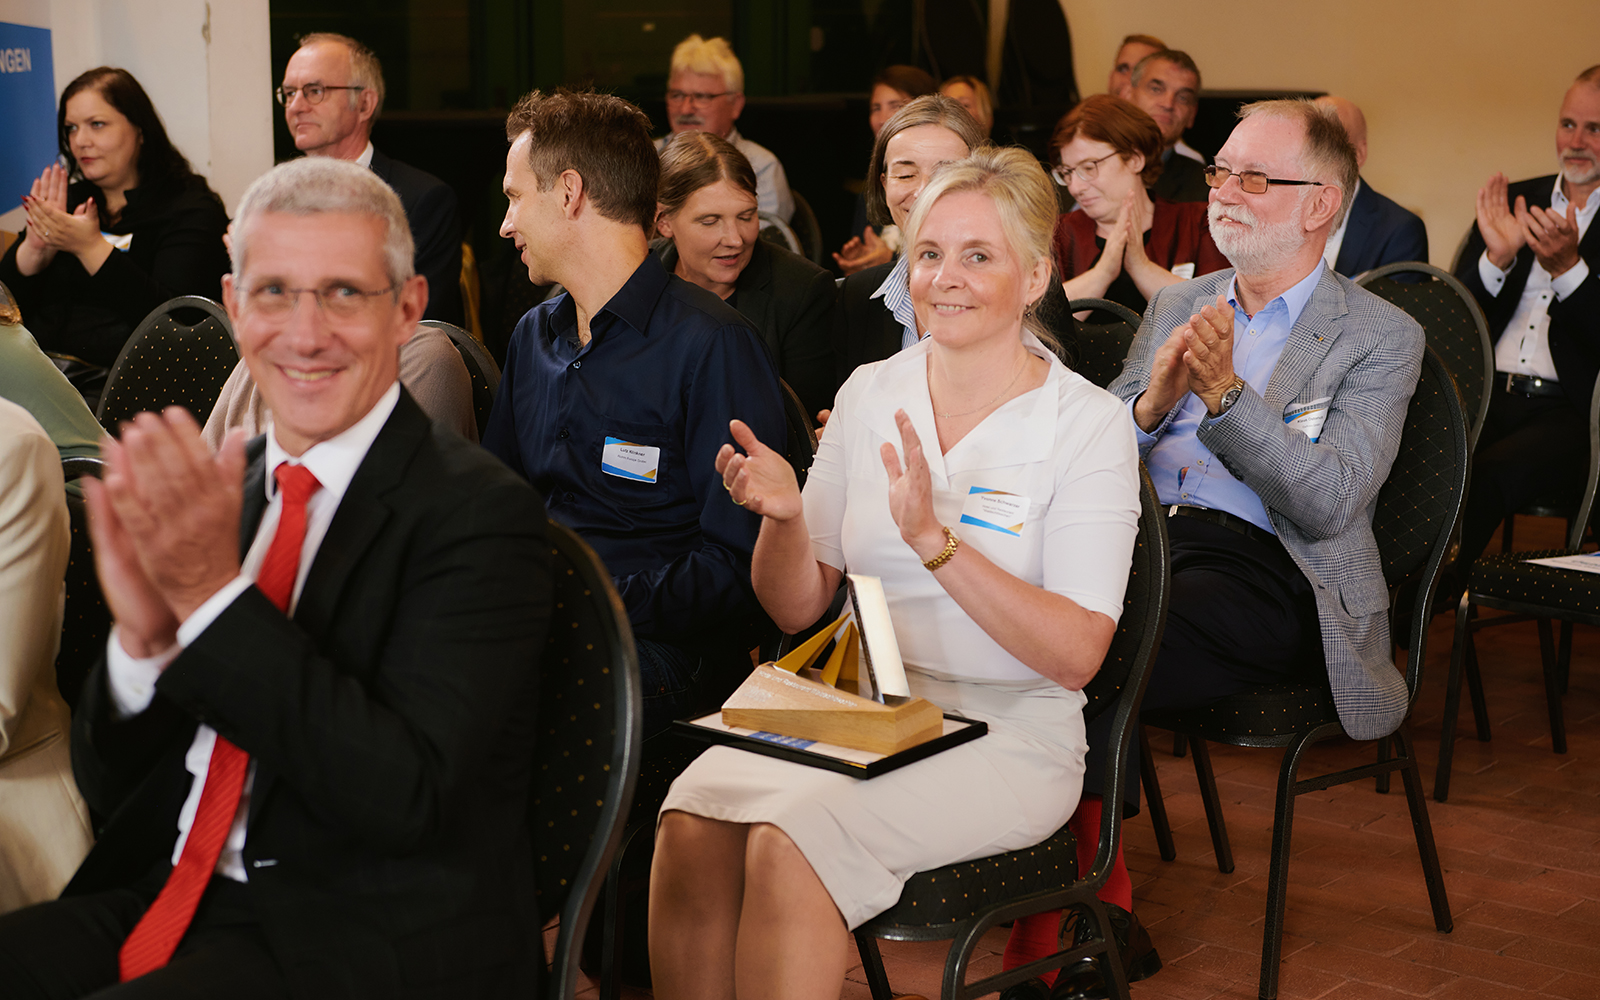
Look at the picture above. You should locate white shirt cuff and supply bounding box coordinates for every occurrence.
[105,627,179,719]
[1477,251,1509,296]
[176,575,256,647]
[1551,258,1591,300]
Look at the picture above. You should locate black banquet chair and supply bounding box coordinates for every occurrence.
[1066,298,1141,390]
[531,519,643,999]
[1139,346,1466,1000]
[852,465,1169,1000]
[419,318,501,439]
[95,295,239,433]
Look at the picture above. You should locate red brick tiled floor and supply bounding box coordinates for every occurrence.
[575,516,1600,999]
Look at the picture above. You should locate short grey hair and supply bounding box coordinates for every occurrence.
[1236,98,1359,231]
[231,157,415,288]
[298,32,386,115]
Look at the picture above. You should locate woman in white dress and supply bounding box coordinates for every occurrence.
[649,147,1142,1000]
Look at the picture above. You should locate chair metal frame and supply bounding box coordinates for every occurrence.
[789,190,826,266]
[758,211,803,258]
[1140,347,1466,999]
[852,467,1170,1000]
[419,318,501,439]
[534,520,644,1000]
[94,295,237,429]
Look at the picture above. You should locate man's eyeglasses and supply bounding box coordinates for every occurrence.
[1051,152,1118,186]
[1204,165,1326,195]
[275,83,365,106]
[246,283,397,321]
[666,90,732,106]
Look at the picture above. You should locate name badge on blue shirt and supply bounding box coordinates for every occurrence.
[601,437,660,483]
[958,487,1030,537]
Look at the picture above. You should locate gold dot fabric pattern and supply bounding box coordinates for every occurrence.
[98,306,240,433]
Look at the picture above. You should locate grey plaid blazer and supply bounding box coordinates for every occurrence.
[1110,267,1425,741]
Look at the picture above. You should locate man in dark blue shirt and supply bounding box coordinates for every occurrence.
[484,89,785,738]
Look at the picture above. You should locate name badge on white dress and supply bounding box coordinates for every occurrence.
[958,487,1030,537]
[1283,397,1332,443]
[601,437,660,483]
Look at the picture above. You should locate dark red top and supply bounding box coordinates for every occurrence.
[1052,198,1230,314]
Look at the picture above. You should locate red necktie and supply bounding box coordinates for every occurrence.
[119,462,321,980]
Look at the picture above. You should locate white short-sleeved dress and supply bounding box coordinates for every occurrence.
[660,332,1141,929]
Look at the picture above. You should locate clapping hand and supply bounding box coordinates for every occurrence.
[1181,295,1237,413]
[879,409,946,562]
[833,227,893,275]
[716,419,803,521]
[1518,199,1581,278]
[22,163,103,258]
[1475,173,1526,271]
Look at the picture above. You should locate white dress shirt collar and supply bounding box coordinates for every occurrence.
[265,381,400,504]
[354,141,375,169]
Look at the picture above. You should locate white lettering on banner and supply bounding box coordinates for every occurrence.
[0,49,32,73]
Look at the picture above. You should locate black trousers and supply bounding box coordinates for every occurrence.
[1457,388,1589,567]
[1085,516,1326,809]
[0,875,288,1000]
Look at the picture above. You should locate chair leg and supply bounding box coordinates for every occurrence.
[1391,726,1454,934]
[1374,737,1391,795]
[1435,597,1474,802]
[1172,732,1188,757]
[1189,737,1235,874]
[854,931,895,1000]
[1558,620,1573,695]
[1537,618,1568,754]
[1257,733,1316,1000]
[1500,513,1514,553]
[1139,726,1177,862]
[1463,620,1491,742]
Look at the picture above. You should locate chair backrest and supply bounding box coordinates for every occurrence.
[95,296,238,432]
[1066,297,1141,389]
[788,190,825,266]
[56,457,110,712]
[420,319,501,439]
[530,519,642,999]
[1077,465,1169,888]
[1372,347,1469,695]
[1355,262,1494,450]
[758,212,803,257]
[1561,370,1600,552]
[779,378,818,489]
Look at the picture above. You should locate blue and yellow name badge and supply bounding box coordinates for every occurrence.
[601,437,660,483]
[101,232,132,251]
[1283,397,1331,443]
[958,486,1030,537]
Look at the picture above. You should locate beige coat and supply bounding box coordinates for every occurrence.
[0,398,93,913]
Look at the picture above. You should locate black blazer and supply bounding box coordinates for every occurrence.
[1454,173,1600,413]
[1150,152,1210,204]
[371,147,465,325]
[1332,179,1429,278]
[68,391,551,999]
[831,258,1079,389]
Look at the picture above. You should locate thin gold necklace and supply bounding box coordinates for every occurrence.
[929,353,1029,419]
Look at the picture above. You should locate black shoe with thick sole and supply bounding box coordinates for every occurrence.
[1048,904,1162,1000]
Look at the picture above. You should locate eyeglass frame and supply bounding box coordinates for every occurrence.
[243,282,399,321]
[275,83,365,107]
[665,89,734,106]
[1203,164,1326,195]
[1051,151,1120,186]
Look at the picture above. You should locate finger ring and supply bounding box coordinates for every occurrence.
[732,496,747,506]
[722,479,733,492]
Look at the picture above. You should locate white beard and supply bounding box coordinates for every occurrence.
[1561,152,1600,189]
[1207,198,1306,274]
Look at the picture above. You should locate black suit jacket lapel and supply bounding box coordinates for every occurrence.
[1334,182,1376,276]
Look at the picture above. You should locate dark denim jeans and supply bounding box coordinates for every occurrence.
[634,637,750,739]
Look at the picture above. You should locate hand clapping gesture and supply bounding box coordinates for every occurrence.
[1475,173,1526,271]
[18,163,113,278]
[1180,295,1238,414]
[716,419,803,521]
[879,409,947,562]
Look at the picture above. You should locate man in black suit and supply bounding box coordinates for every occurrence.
[1314,96,1429,277]
[0,157,550,999]
[1453,65,1600,570]
[279,32,464,324]
[1130,50,1210,203]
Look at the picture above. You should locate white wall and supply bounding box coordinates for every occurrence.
[1062,0,1597,267]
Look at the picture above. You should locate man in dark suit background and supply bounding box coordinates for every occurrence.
[1452,66,1600,571]
[1314,95,1429,277]
[0,157,550,999]
[1130,50,1210,203]
[279,32,464,324]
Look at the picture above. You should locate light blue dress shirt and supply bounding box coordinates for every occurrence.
[870,253,922,351]
[1135,262,1327,535]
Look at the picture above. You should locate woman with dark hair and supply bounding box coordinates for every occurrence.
[1052,94,1226,316]
[0,66,230,377]
[655,132,837,418]
[834,65,942,276]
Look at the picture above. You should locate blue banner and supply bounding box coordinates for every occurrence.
[0,21,56,211]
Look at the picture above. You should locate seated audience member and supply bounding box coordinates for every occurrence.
[1004,98,1423,1000]
[1053,95,1228,316]
[655,132,837,418]
[650,146,1141,1000]
[0,68,230,378]
[281,32,464,324]
[940,74,994,136]
[1451,66,1600,576]
[201,324,479,448]
[835,65,940,275]
[659,34,794,223]
[1313,95,1429,276]
[0,399,94,916]
[1128,50,1210,203]
[485,90,785,739]
[0,282,103,461]
[0,157,551,998]
[1106,34,1166,101]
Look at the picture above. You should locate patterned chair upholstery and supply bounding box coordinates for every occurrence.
[95,296,238,433]
[1066,298,1141,390]
[1435,368,1600,802]
[420,319,500,439]
[530,519,642,1000]
[55,457,110,714]
[852,467,1169,1000]
[1140,347,1465,1000]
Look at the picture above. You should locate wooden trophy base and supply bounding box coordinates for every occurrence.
[722,665,945,755]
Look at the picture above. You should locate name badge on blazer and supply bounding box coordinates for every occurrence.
[1284,397,1332,443]
[601,437,660,483]
[958,487,1030,537]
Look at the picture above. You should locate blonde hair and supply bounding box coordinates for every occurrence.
[299,32,386,115]
[903,147,1061,352]
[669,34,744,94]
[939,75,993,132]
